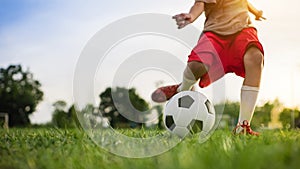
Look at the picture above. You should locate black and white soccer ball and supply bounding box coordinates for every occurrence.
[163,91,215,139]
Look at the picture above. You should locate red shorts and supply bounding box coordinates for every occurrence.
[188,27,264,88]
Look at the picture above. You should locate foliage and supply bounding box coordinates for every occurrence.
[152,105,164,129]
[0,64,43,127]
[280,108,300,129]
[251,101,272,128]
[1,128,300,169]
[215,101,240,121]
[77,104,106,129]
[51,100,80,128]
[215,100,274,129]
[99,87,150,128]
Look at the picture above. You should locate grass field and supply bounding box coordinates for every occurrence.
[1,128,300,169]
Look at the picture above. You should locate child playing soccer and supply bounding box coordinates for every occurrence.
[151,0,266,136]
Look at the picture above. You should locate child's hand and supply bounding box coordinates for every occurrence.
[172,13,192,29]
[255,10,266,21]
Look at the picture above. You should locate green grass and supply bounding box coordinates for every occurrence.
[1,128,300,169]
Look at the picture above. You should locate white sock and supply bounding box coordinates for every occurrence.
[177,67,197,92]
[178,76,197,92]
[238,85,259,125]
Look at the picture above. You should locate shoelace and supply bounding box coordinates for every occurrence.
[233,120,260,136]
[233,120,251,134]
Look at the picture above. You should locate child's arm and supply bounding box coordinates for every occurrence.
[248,2,266,21]
[172,1,205,29]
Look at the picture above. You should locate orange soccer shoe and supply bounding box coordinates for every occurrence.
[233,120,260,136]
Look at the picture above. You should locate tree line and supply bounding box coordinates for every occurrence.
[0,64,299,129]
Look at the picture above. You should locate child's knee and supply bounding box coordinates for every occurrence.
[187,61,208,79]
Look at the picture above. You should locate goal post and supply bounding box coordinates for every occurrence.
[0,113,9,129]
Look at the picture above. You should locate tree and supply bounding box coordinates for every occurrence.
[68,104,81,128]
[221,101,240,120]
[77,104,109,129]
[214,101,272,129]
[51,100,80,128]
[152,105,164,129]
[279,108,300,129]
[251,101,272,128]
[0,65,43,127]
[52,100,69,128]
[99,87,150,128]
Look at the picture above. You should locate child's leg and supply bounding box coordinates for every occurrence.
[178,61,208,92]
[238,47,264,125]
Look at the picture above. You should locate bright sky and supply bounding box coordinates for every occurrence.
[1,0,300,124]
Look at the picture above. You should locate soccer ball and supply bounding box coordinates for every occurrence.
[163,91,215,139]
